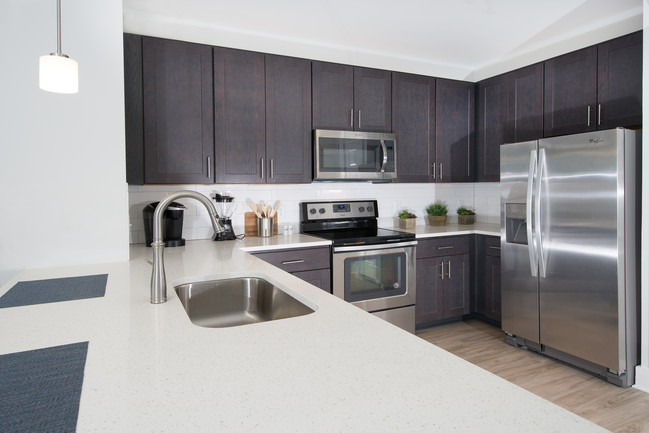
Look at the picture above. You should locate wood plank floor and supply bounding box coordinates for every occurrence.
[417,320,649,433]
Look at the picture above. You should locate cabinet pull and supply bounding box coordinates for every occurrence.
[598,104,602,126]
[440,261,445,280]
[489,246,501,250]
[260,158,264,179]
[447,260,452,279]
[437,246,455,250]
[358,109,362,129]
[350,108,354,128]
[440,162,443,180]
[587,105,591,126]
[270,158,274,179]
[281,259,304,265]
[432,162,436,179]
[207,156,211,178]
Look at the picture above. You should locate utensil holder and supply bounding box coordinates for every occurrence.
[257,217,275,237]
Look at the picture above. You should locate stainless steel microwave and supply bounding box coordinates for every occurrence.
[313,129,397,181]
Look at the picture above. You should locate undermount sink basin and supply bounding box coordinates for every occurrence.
[174,277,315,328]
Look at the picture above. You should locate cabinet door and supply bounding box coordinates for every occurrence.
[265,55,312,183]
[476,74,507,182]
[392,72,435,183]
[292,269,331,293]
[484,254,501,322]
[416,257,444,324]
[312,61,354,131]
[214,47,265,183]
[443,253,471,318]
[597,31,642,130]
[435,79,475,182]
[544,46,597,137]
[508,63,544,143]
[354,67,392,132]
[142,37,214,184]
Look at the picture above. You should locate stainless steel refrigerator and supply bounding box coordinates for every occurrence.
[500,128,640,387]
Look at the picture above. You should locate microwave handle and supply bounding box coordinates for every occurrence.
[379,139,388,172]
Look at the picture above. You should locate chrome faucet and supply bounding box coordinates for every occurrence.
[150,191,225,304]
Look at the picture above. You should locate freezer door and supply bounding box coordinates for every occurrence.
[538,129,624,371]
[500,140,540,343]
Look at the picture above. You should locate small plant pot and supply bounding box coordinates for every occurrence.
[427,215,447,226]
[458,215,475,225]
[399,218,417,229]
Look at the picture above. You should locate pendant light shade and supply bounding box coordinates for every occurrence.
[39,0,78,94]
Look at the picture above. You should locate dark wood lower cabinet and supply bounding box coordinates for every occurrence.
[253,247,331,293]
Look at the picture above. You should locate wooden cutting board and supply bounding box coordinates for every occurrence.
[244,212,278,236]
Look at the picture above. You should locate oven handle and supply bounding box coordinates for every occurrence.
[333,240,418,253]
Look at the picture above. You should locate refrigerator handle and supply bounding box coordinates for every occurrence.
[527,150,538,277]
[536,148,547,278]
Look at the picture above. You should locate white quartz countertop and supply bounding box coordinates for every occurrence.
[390,221,501,238]
[0,232,605,432]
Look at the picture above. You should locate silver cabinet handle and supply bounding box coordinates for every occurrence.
[440,261,444,280]
[440,162,443,180]
[447,260,451,279]
[270,158,274,179]
[260,158,264,179]
[489,246,501,250]
[350,108,354,128]
[281,259,304,265]
[437,246,455,250]
[598,104,602,126]
[358,109,362,129]
[432,162,436,179]
[207,156,211,178]
[587,105,591,126]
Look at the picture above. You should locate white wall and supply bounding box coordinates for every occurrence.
[0,0,129,286]
[128,183,500,244]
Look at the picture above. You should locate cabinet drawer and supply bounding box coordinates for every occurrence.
[253,247,330,273]
[485,236,501,257]
[417,236,470,259]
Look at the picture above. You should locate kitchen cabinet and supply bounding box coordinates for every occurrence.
[476,63,543,182]
[544,31,642,137]
[482,236,501,323]
[434,79,475,182]
[124,35,215,184]
[312,61,391,132]
[392,72,436,183]
[253,247,331,292]
[416,236,471,325]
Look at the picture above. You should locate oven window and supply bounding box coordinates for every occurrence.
[344,252,407,302]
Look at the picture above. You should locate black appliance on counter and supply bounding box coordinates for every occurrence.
[143,201,186,247]
[300,200,417,333]
[213,193,240,241]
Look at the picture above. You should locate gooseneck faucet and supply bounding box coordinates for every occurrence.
[150,191,225,304]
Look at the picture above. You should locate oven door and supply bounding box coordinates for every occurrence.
[332,241,416,312]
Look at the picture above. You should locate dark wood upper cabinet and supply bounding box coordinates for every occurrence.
[265,55,312,183]
[544,46,598,137]
[597,31,642,130]
[435,79,475,182]
[392,72,435,183]
[213,47,266,184]
[508,63,544,143]
[139,36,215,184]
[312,61,391,132]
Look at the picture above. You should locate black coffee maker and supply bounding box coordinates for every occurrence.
[213,194,239,241]
[142,201,186,247]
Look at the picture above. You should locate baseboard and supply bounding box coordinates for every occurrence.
[634,365,649,392]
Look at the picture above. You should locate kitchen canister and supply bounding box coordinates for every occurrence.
[257,217,274,237]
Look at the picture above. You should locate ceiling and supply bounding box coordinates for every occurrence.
[122,0,643,81]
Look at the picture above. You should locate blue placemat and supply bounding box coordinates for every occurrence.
[0,274,108,309]
[0,341,89,432]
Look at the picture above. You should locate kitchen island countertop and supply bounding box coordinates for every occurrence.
[0,233,605,432]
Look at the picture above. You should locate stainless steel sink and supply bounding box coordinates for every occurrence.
[174,277,315,328]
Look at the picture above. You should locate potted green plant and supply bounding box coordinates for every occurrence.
[426,201,448,226]
[398,209,417,229]
[456,206,476,225]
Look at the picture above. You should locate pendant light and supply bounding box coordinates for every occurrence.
[39,0,78,94]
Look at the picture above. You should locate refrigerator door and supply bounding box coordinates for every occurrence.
[538,129,624,370]
[500,140,540,343]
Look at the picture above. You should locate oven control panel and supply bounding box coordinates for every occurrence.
[301,200,378,221]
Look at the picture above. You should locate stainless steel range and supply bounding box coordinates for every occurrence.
[300,200,417,333]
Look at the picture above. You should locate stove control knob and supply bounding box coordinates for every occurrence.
[309,208,316,215]
[367,205,374,213]
[319,208,326,214]
[359,206,365,213]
